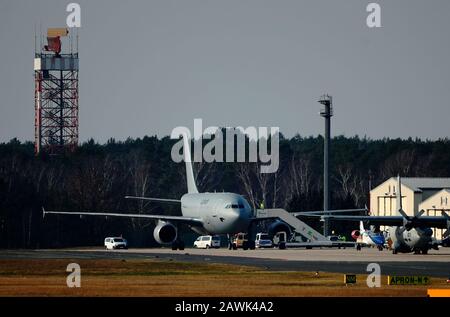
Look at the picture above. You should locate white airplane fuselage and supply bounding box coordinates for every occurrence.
[356,231,385,247]
[388,226,433,253]
[180,192,253,235]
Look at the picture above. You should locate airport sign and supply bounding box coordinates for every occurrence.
[344,274,357,284]
[388,276,430,285]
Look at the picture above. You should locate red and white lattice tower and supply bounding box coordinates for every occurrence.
[34,28,79,155]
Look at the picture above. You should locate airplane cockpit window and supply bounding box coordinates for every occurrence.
[226,203,245,209]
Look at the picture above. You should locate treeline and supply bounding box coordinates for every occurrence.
[1,135,450,248]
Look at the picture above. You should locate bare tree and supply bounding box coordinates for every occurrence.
[333,163,369,207]
[127,151,154,232]
[291,154,312,197]
[283,153,313,208]
[193,161,221,192]
[235,163,258,209]
[335,164,353,198]
[381,149,417,178]
[256,165,269,207]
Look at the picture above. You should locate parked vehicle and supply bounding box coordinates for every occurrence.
[104,237,128,250]
[193,235,221,249]
[327,235,340,242]
[231,232,248,250]
[272,231,287,249]
[255,233,273,248]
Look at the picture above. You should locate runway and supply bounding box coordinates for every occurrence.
[2,247,450,277]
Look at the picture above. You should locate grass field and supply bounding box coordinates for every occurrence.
[0,259,448,297]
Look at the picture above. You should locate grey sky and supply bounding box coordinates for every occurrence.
[1,0,450,143]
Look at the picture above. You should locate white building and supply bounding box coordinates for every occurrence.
[418,189,450,240]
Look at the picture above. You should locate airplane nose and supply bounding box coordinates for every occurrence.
[239,208,252,225]
[229,208,251,229]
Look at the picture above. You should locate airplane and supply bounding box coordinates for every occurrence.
[43,132,255,250]
[351,221,385,251]
[312,176,450,254]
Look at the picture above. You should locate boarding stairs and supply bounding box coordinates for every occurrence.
[255,208,329,243]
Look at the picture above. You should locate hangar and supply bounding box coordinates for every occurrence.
[418,189,450,240]
[369,177,450,240]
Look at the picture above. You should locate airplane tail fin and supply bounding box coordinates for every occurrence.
[181,133,199,194]
[396,175,403,213]
[396,175,411,222]
[359,221,365,232]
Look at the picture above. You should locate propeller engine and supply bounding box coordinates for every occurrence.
[351,230,361,240]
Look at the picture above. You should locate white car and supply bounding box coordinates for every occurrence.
[255,233,273,248]
[193,235,221,249]
[104,237,128,250]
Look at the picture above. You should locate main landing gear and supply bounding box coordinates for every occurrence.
[413,248,428,255]
[171,239,185,251]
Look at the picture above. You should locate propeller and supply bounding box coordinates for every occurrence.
[442,211,450,239]
[396,175,425,231]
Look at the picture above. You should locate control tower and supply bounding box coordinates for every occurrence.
[34,28,79,155]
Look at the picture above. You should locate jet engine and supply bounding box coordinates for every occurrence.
[268,220,291,238]
[153,221,177,244]
[351,230,361,240]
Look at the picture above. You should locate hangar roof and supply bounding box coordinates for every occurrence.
[400,178,450,192]
[373,177,450,193]
[419,188,450,205]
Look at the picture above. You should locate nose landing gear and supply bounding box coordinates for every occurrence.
[171,239,185,251]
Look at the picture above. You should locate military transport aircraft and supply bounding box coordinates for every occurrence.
[314,176,450,254]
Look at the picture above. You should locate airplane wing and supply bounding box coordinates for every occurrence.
[313,215,449,229]
[124,196,181,204]
[42,208,203,226]
[291,208,367,216]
